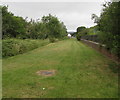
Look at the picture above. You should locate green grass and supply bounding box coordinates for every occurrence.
[3,39,118,98]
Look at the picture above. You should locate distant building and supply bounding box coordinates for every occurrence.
[68,34,71,37]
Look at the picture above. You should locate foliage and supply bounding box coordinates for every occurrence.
[76,33,81,41]
[92,2,120,57]
[2,6,67,40]
[91,14,100,24]
[49,37,56,43]
[2,6,27,39]
[77,26,86,33]
[87,25,100,35]
[41,14,67,42]
[2,39,49,57]
[76,26,88,40]
[1,6,67,58]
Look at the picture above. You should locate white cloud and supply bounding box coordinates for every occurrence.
[2,2,104,31]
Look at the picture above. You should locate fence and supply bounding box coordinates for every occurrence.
[80,35,120,62]
[81,35,99,43]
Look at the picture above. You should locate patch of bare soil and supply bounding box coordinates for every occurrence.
[36,70,56,76]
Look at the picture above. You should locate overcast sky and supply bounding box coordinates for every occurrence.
[2,1,106,32]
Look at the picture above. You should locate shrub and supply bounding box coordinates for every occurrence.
[49,37,56,43]
[76,34,81,41]
[2,39,49,57]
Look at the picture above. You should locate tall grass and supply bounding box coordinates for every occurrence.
[2,39,49,58]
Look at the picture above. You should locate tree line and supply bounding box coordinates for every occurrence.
[76,1,120,58]
[1,6,67,42]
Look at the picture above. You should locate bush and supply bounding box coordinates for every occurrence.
[2,39,49,57]
[49,37,56,43]
[76,34,81,41]
[92,2,120,58]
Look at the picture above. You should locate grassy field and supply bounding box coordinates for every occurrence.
[3,39,118,98]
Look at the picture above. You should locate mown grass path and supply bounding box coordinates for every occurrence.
[3,39,118,98]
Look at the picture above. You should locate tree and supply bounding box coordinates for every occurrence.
[76,26,87,40]
[92,2,120,57]
[2,6,67,41]
[77,26,86,33]
[41,14,67,42]
[2,6,27,39]
[91,14,100,24]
